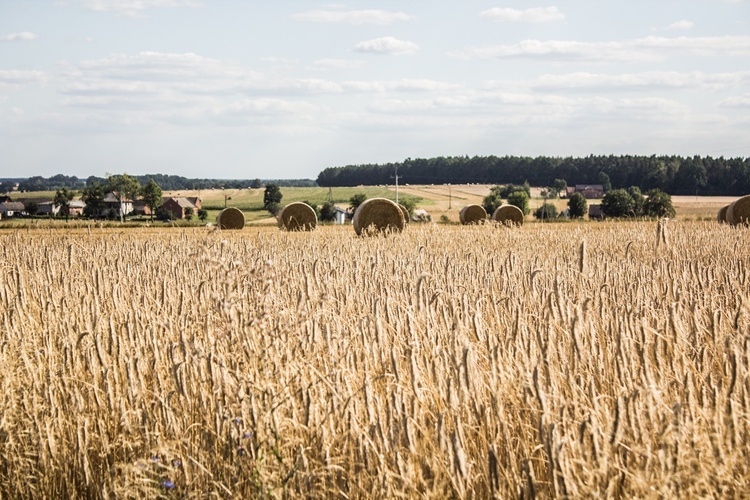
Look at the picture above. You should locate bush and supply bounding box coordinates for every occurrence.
[567,193,587,218]
[507,190,530,215]
[534,203,558,220]
[643,189,676,218]
[601,189,636,218]
[320,201,337,222]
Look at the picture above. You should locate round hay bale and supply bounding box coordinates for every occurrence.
[398,204,410,225]
[353,198,405,236]
[727,195,750,226]
[492,204,524,226]
[459,204,487,225]
[216,207,245,230]
[278,202,317,231]
[717,204,730,224]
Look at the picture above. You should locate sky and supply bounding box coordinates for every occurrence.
[1,0,749,180]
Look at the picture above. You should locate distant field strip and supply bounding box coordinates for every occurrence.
[0,222,748,497]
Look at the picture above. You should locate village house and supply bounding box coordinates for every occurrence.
[102,192,134,217]
[37,201,60,217]
[0,201,26,217]
[161,197,198,219]
[574,184,605,199]
[589,204,604,220]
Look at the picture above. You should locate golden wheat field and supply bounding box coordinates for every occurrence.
[1,221,749,498]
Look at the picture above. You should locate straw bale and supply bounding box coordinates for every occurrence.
[717,205,729,224]
[216,207,245,230]
[398,204,410,225]
[459,204,487,225]
[278,202,317,231]
[492,204,524,226]
[727,195,750,226]
[353,198,405,235]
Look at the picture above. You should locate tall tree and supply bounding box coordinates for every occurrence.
[567,192,587,218]
[643,189,676,218]
[107,173,141,222]
[81,182,106,218]
[141,179,163,221]
[263,183,282,209]
[53,188,75,219]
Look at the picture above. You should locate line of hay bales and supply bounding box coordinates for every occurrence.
[231,195,750,232]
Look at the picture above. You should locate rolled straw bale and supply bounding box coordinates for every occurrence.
[398,204,410,225]
[492,204,524,226]
[216,207,245,230]
[459,204,487,225]
[717,204,729,224]
[278,202,317,231]
[726,195,750,226]
[353,198,405,235]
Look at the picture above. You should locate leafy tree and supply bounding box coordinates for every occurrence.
[628,186,645,216]
[141,179,163,221]
[184,206,194,221]
[250,179,262,189]
[0,181,15,193]
[482,186,504,215]
[349,193,367,213]
[263,183,282,211]
[597,171,612,192]
[601,189,635,218]
[320,201,337,222]
[197,208,208,222]
[24,201,39,216]
[553,178,568,197]
[643,189,676,218]
[534,202,558,220]
[567,192,587,218]
[107,173,141,222]
[82,182,106,218]
[507,190,530,215]
[53,188,75,219]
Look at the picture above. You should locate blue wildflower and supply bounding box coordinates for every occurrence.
[162,480,175,489]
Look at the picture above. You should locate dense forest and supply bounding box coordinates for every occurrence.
[316,155,750,196]
[11,174,316,192]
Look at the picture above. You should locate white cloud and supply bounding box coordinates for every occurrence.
[354,36,418,55]
[719,94,750,108]
[0,70,46,87]
[342,79,459,93]
[665,20,695,30]
[480,6,565,23]
[449,35,750,62]
[1,32,39,42]
[75,0,201,18]
[313,58,366,69]
[293,8,413,24]
[530,70,750,91]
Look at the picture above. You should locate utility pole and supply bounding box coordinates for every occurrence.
[448,183,452,210]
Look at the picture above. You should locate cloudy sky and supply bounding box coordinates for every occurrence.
[1,0,749,180]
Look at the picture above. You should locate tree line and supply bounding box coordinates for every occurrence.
[11,174,316,192]
[316,155,750,196]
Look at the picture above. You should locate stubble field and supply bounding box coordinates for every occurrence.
[1,221,749,498]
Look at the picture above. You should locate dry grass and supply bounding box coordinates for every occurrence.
[0,221,749,498]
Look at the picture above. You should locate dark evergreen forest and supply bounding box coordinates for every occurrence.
[316,155,750,196]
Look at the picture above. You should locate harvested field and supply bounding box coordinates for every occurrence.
[0,222,749,497]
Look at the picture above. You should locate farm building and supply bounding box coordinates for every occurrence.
[574,185,605,199]
[161,197,198,219]
[0,201,26,217]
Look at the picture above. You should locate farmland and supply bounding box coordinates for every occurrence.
[1,221,748,497]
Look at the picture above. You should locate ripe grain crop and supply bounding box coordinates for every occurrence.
[0,221,749,498]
